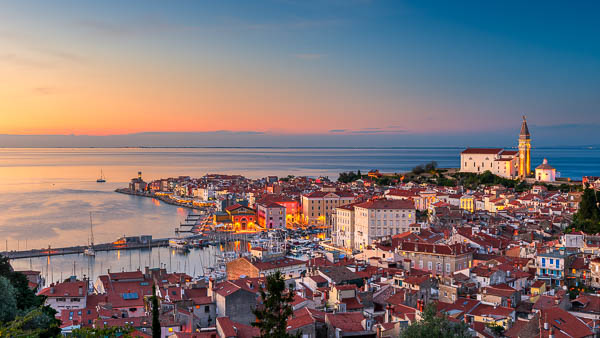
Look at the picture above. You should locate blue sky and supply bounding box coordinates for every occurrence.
[0,1,598,146]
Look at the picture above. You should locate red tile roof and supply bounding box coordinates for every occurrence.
[325,312,365,332]
[38,281,87,298]
[251,257,305,271]
[397,241,472,256]
[461,148,503,155]
[355,199,415,210]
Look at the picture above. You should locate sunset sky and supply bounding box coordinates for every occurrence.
[1,1,598,146]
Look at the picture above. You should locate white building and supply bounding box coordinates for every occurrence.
[460,148,520,178]
[193,186,215,200]
[38,280,88,312]
[535,159,556,182]
[333,204,356,250]
[354,199,416,251]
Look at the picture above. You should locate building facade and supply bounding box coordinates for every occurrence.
[590,258,600,289]
[535,249,574,287]
[333,204,356,250]
[459,117,531,179]
[396,242,473,276]
[301,191,355,226]
[535,158,556,182]
[354,199,416,251]
[256,201,286,229]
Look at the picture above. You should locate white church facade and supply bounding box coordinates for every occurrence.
[460,117,531,179]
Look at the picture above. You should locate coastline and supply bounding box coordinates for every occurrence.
[115,188,203,210]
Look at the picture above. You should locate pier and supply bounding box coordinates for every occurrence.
[2,232,260,260]
[1,238,170,260]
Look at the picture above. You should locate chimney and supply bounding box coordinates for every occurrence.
[50,284,55,294]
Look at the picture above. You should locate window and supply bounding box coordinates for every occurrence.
[428,262,432,270]
[446,263,451,273]
[541,258,546,267]
[205,305,210,313]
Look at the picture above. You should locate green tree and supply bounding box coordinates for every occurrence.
[152,284,161,338]
[0,306,60,337]
[0,254,42,311]
[0,276,18,323]
[400,304,471,338]
[71,325,133,337]
[571,188,600,234]
[252,271,299,338]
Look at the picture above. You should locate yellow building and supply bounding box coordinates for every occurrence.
[301,190,355,226]
[460,195,475,213]
[518,116,531,178]
[529,280,546,303]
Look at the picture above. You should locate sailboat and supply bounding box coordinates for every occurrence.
[96,169,106,183]
[83,212,96,256]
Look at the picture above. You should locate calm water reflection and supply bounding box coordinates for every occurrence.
[0,147,597,250]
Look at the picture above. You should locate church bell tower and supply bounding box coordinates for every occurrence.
[518,116,531,178]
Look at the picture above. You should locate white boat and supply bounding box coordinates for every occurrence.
[169,238,189,249]
[83,212,96,257]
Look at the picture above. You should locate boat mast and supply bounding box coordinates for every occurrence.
[89,212,94,247]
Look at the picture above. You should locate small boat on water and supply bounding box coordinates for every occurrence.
[190,238,209,248]
[96,169,106,183]
[169,238,189,250]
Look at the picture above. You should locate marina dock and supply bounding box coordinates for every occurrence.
[1,238,170,260]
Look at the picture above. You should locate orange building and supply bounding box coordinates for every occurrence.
[224,204,257,231]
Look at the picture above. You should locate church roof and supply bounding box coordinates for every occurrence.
[520,116,530,138]
[536,159,555,170]
[461,148,503,155]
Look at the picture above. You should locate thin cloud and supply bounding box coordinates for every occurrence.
[350,129,408,134]
[328,127,408,134]
[294,53,326,60]
[0,53,52,69]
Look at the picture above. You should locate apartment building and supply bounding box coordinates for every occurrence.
[396,242,473,277]
[354,199,416,250]
[333,204,356,250]
[301,191,354,226]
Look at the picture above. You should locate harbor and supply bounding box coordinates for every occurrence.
[1,236,168,259]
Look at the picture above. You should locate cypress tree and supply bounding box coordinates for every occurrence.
[252,271,299,338]
[152,284,160,338]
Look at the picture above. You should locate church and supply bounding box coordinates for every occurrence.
[460,117,531,179]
